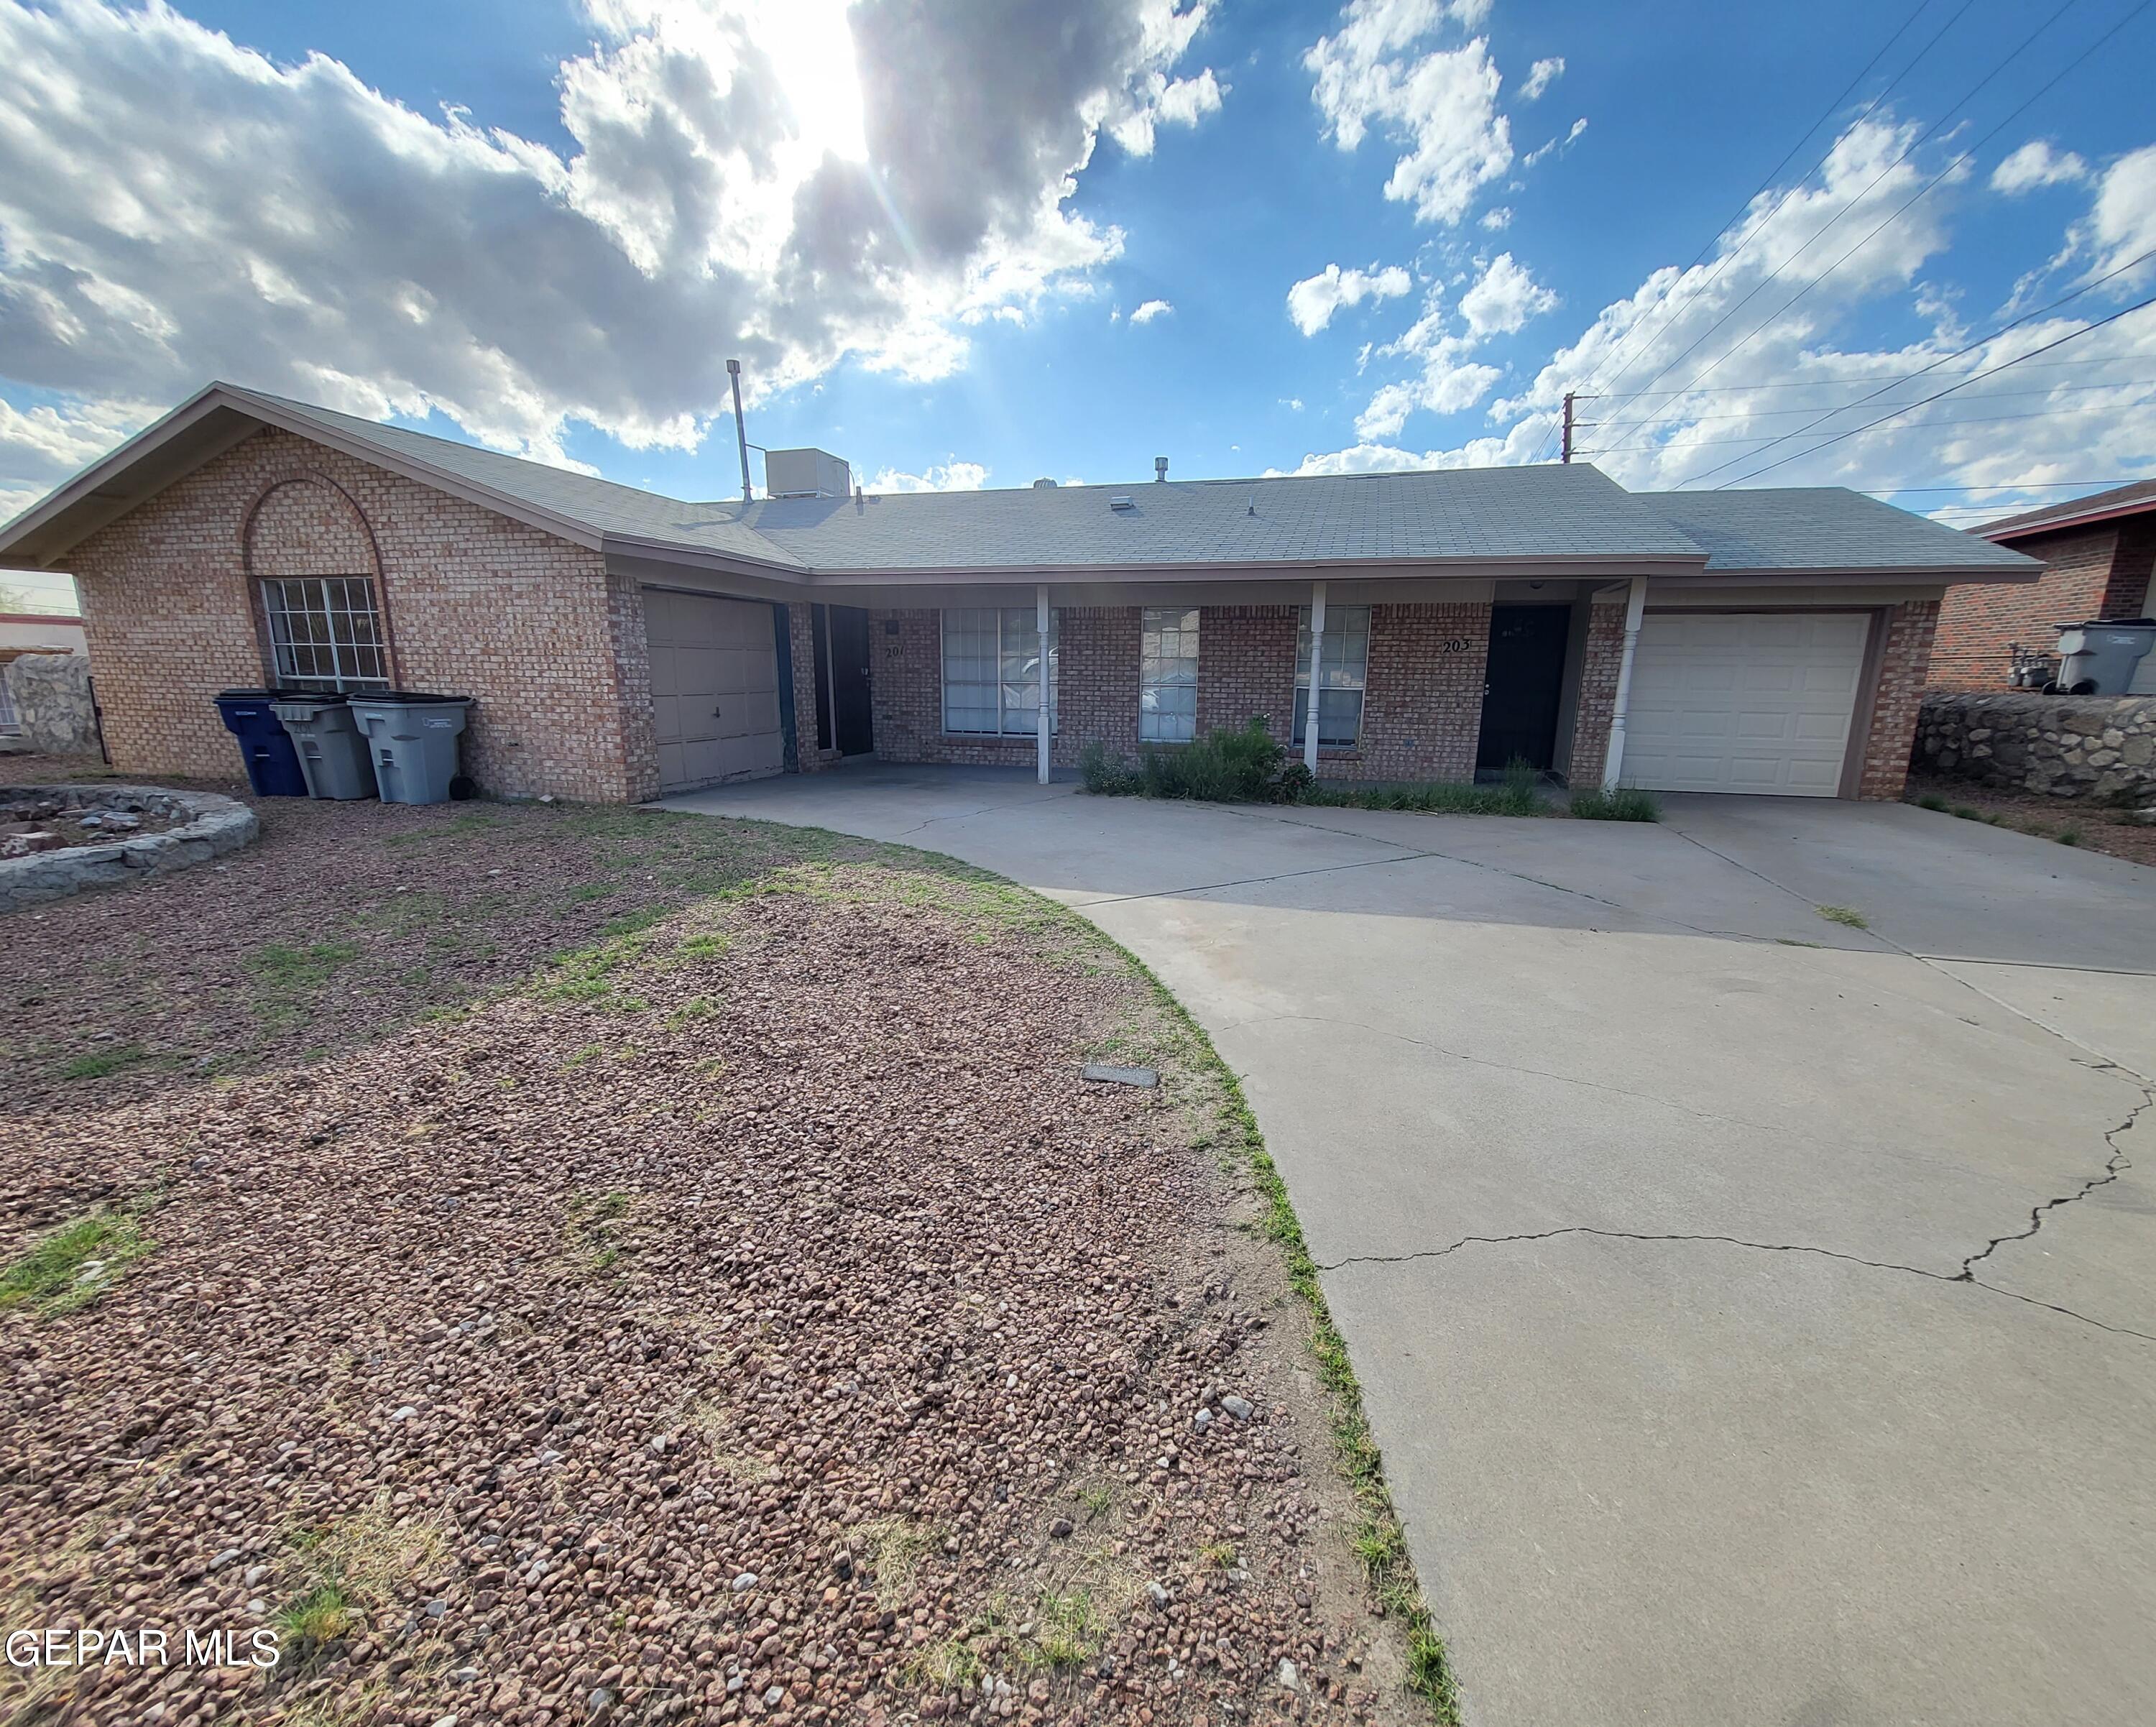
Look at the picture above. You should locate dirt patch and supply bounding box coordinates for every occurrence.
[1904,773,2156,869]
[2,786,1425,1726]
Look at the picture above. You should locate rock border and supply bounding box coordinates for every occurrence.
[1,784,259,914]
[1913,691,2156,802]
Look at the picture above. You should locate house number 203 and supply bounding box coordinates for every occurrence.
[1436,638,1472,653]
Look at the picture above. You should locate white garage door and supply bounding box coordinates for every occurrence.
[643,589,784,793]
[1623,612,1870,796]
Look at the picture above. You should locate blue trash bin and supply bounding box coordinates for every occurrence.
[213,689,310,797]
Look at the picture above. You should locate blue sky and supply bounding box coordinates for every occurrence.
[3,0,2155,614]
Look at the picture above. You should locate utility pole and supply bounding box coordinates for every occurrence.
[727,359,753,502]
[1560,391,1576,464]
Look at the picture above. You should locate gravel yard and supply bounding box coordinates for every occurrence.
[1903,772,2156,868]
[2,774,1428,1727]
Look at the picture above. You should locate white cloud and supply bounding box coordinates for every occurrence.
[0,0,1224,506]
[1480,206,1511,230]
[1304,0,1511,225]
[867,458,990,493]
[1457,252,1557,336]
[1288,115,2156,515]
[1519,56,1564,101]
[1354,336,1500,437]
[1281,396,1305,411]
[1523,116,1587,168]
[1129,298,1175,323]
[2084,144,2156,280]
[1286,262,1414,336]
[1991,139,2088,195]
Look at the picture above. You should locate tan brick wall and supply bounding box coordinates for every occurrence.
[1196,604,1299,743]
[1930,526,2129,689]
[1864,599,1939,800]
[867,601,1493,780]
[1564,595,1628,788]
[68,426,645,801]
[868,606,1138,768]
[1355,602,1489,781]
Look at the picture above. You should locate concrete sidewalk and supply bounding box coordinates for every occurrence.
[660,764,2156,1727]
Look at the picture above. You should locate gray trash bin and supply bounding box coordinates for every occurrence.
[2053,618,2156,694]
[348,693,472,805]
[274,694,379,800]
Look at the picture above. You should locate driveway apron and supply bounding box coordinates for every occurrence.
[660,765,2156,1727]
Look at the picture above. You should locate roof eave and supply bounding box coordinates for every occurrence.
[0,383,617,567]
[785,551,1711,584]
[1984,497,2156,543]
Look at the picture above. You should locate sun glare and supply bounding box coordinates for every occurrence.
[752,0,868,162]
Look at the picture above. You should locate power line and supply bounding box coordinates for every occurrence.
[1575,376,2156,433]
[1529,0,1947,460]
[1581,356,2156,400]
[1631,0,2151,423]
[1578,0,1956,407]
[1667,239,2156,480]
[1616,0,2088,415]
[1706,287,2156,487]
[1575,398,2156,456]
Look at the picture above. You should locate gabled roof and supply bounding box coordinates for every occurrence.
[1978,479,2156,542]
[0,379,2041,586]
[1636,487,2040,578]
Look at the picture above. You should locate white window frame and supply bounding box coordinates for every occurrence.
[1294,603,1370,749]
[1139,606,1200,743]
[262,576,390,692]
[940,607,1059,737]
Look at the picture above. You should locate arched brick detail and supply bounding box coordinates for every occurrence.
[240,472,400,687]
[243,474,381,579]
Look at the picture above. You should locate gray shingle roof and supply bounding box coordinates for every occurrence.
[243,390,803,568]
[0,381,2045,584]
[1636,487,2039,576]
[728,462,1702,571]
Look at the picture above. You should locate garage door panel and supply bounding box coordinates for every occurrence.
[1624,613,1869,797]
[643,589,785,794]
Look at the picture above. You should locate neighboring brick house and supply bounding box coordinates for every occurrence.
[1929,480,2156,688]
[0,382,2040,805]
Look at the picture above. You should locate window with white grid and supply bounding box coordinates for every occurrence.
[942,607,1058,736]
[1140,607,1199,742]
[261,577,390,692]
[1294,604,1369,748]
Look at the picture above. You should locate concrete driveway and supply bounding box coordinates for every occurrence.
[659,765,2156,1727]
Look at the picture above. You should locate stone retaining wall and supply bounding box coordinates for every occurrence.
[1,785,258,913]
[1,652,99,755]
[1912,691,2156,800]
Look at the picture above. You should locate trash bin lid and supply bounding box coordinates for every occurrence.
[351,691,471,705]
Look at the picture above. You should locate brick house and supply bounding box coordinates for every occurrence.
[0,383,2039,804]
[1928,480,2156,689]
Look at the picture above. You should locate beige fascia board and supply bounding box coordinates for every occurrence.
[1660,564,2039,587]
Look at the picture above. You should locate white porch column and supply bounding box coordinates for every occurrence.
[1036,584,1051,786]
[1302,580,1327,775]
[1600,577,1649,793]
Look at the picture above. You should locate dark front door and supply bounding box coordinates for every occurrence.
[1477,604,1571,772]
[826,604,875,756]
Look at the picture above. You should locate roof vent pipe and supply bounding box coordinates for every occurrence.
[727,359,752,503]
[1154,456,1168,482]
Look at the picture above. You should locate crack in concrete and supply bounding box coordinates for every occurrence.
[1958,1069,2149,1280]
[1317,1225,2156,1344]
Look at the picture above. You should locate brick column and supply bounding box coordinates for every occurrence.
[1861,599,1940,800]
